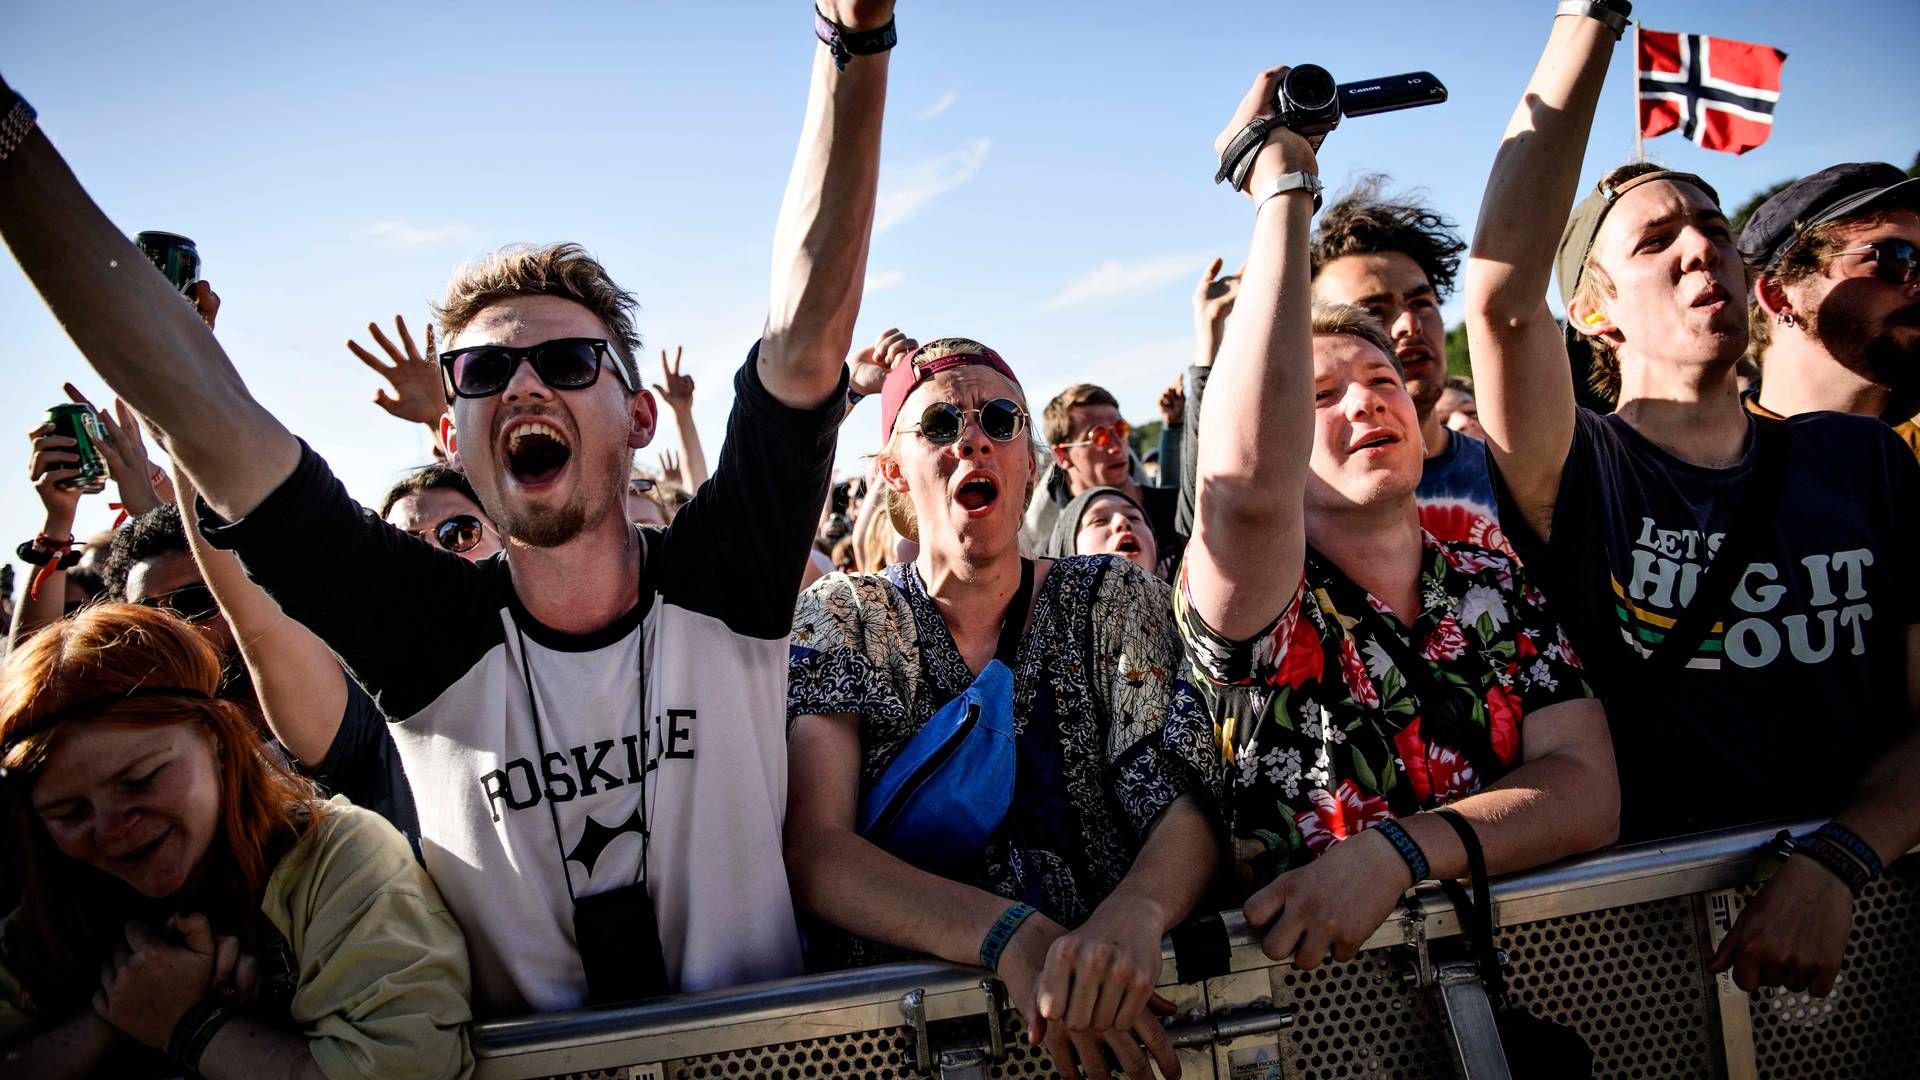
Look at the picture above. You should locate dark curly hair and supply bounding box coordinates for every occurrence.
[1310,175,1467,300]
[103,503,189,601]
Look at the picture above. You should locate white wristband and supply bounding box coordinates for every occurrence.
[1555,0,1628,38]
[1253,171,1324,214]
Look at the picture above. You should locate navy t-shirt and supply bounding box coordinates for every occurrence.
[312,674,421,861]
[1495,408,1919,840]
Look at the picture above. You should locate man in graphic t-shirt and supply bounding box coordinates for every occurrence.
[1466,7,1920,998]
[1738,163,1920,461]
[0,0,892,1015]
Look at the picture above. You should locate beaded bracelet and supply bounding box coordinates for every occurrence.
[1371,817,1430,885]
[979,902,1037,971]
[1794,833,1873,897]
[1813,821,1884,881]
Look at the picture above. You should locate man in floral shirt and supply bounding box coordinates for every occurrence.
[1177,68,1620,971]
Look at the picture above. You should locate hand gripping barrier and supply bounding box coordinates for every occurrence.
[472,819,1920,1079]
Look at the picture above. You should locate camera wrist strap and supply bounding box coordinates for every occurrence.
[1215,116,1283,191]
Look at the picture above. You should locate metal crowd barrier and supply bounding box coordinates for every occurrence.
[471,820,1920,1079]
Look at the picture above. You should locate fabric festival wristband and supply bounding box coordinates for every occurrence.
[980,902,1038,971]
[166,997,231,1068]
[1554,0,1630,38]
[813,6,898,71]
[0,95,36,164]
[1371,817,1430,885]
[1783,833,1871,897]
[1814,821,1884,881]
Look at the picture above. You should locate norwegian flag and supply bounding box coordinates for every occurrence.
[1638,29,1787,155]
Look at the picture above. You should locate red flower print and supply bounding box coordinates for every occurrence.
[1337,636,1381,708]
[1268,604,1326,690]
[1294,779,1393,854]
[1393,715,1482,804]
[1486,685,1523,766]
[1516,631,1538,659]
[1422,614,1468,662]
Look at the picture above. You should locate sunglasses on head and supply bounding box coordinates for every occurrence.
[902,398,1028,446]
[439,338,636,400]
[1830,238,1920,287]
[419,514,490,554]
[137,582,219,623]
[1057,418,1131,452]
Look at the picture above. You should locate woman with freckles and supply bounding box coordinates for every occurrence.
[785,335,1218,1080]
[0,604,472,1080]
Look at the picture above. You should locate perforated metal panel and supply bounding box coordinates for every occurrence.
[1749,857,1920,1080]
[1277,947,1454,1078]
[1497,896,1720,1079]
[671,1027,916,1078]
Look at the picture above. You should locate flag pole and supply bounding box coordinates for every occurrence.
[1631,20,1645,161]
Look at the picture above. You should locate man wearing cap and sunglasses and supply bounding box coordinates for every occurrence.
[1466,1,1920,999]
[1033,384,1184,579]
[0,0,888,1015]
[1739,162,1920,460]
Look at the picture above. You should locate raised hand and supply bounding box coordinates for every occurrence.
[653,347,695,414]
[63,384,164,516]
[1158,378,1185,426]
[348,315,446,428]
[1193,257,1242,327]
[850,327,918,401]
[26,420,85,521]
[658,448,685,488]
[190,281,221,330]
[1213,67,1320,205]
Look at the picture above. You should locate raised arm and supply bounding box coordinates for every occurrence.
[172,467,347,767]
[1184,69,1318,641]
[0,77,299,521]
[1463,9,1618,539]
[651,347,711,490]
[758,1,893,410]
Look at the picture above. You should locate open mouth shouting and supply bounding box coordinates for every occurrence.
[499,416,574,490]
[1349,429,1401,455]
[1112,533,1142,555]
[952,471,1001,518]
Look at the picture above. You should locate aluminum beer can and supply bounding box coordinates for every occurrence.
[133,231,201,296]
[46,403,109,494]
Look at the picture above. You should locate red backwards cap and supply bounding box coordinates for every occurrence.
[879,337,1023,440]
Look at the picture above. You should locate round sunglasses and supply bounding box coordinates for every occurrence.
[438,338,636,400]
[412,513,492,554]
[1056,418,1131,452]
[1830,238,1920,287]
[901,398,1028,446]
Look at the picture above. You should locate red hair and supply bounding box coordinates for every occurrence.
[0,604,323,1010]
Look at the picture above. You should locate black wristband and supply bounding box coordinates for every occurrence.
[14,540,52,566]
[814,6,897,71]
[166,997,229,1065]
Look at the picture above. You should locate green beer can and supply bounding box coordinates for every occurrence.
[46,403,109,494]
[133,231,201,296]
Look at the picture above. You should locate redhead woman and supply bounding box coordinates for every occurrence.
[0,604,472,1079]
[786,336,1220,1080]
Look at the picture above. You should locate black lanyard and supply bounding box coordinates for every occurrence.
[514,535,651,902]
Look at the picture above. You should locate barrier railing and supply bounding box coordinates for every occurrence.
[472,819,1920,1079]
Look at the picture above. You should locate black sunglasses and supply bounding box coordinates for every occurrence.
[1830,238,1920,287]
[427,514,490,554]
[439,338,636,400]
[137,582,219,623]
[902,398,1028,446]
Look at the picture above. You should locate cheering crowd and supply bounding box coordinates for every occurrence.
[2,2,1917,1078]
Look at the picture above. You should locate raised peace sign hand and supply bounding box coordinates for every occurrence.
[653,347,695,414]
[348,315,446,428]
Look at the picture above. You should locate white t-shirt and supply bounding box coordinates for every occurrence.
[205,349,845,1015]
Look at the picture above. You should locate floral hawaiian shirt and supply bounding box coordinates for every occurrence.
[1174,533,1592,893]
[789,555,1220,969]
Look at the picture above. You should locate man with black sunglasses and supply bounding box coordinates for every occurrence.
[379,464,504,561]
[1739,162,1920,462]
[0,0,880,1015]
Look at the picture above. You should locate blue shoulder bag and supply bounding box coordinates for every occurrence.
[857,559,1033,874]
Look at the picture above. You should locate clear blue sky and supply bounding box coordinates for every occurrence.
[3,0,1916,557]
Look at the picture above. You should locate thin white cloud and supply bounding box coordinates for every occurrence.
[1043,253,1210,310]
[916,91,958,120]
[875,138,990,232]
[865,269,906,292]
[355,220,475,248]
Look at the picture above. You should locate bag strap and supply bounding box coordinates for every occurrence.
[1432,807,1508,1004]
[1646,417,1792,671]
[993,559,1036,666]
